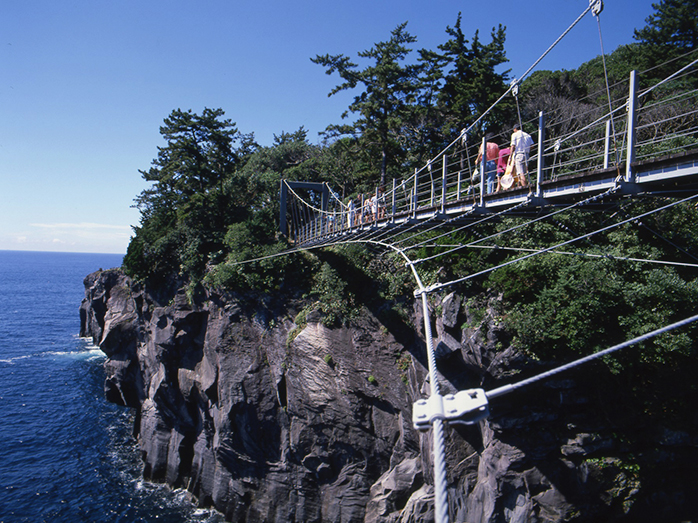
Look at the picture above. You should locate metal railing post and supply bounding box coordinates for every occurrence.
[626,70,638,182]
[480,137,486,206]
[604,119,612,169]
[441,154,447,212]
[536,111,545,196]
[429,161,435,208]
[412,168,418,218]
[391,178,396,222]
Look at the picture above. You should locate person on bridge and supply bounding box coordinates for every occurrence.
[510,124,534,192]
[347,198,355,229]
[368,194,377,222]
[377,188,386,219]
[476,135,500,194]
[495,147,511,192]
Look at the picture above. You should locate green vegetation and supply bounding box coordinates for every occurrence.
[485,205,698,369]
[121,2,698,374]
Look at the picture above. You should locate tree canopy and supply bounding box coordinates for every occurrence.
[312,22,422,187]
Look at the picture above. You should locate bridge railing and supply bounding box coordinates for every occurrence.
[636,84,698,162]
[288,64,698,245]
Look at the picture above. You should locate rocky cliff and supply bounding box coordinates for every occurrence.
[80,269,698,522]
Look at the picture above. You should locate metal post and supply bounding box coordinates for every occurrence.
[456,172,461,201]
[360,193,365,229]
[536,111,545,197]
[479,137,486,206]
[391,178,397,222]
[279,180,288,236]
[413,168,418,218]
[441,154,447,212]
[604,119,612,169]
[626,70,638,182]
[429,161,435,208]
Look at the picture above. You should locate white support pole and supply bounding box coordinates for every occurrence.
[429,162,435,208]
[457,165,462,201]
[413,168,418,218]
[626,70,638,182]
[536,111,545,197]
[441,154,447,212]
[604,119,612,169]
[479,137,486,206]
[391,178,397,222]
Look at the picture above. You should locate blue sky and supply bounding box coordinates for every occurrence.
[1,0,657,254]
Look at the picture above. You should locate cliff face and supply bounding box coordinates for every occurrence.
[81,269,698,522]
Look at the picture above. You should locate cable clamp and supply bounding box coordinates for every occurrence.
[412,389,490,431]
[510,79,520,98]
[590,0,603,16]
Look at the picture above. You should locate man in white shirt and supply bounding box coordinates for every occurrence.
[510,124,534,191]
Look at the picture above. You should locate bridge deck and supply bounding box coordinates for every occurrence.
[296,149,698,247]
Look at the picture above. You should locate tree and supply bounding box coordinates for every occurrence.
[312,22,423,187]
[436,14,513,137]
[634,0,698,70]
[136,108,240,210]
[126,108,244,281]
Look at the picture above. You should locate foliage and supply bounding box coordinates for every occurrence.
[487,203,698,369]
[633,0,698,76]
[125,108,251,282]
[308,262,358,327]
[435,14,513,137]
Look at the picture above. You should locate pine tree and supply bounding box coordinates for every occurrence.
[312,23,422,187]
[633,0,698,71]
[437,14,513,137]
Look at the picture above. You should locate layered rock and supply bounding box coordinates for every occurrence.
[81,271,698,522]
[81,270,431,521]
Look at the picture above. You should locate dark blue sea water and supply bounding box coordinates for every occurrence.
[0,251,223,523]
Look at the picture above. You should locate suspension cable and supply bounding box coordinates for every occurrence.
[400,199,531,253]
[595,7,621,167]
[448,243,698,269]
[487,313,698,400]
[423,193,698,294]
[412,188,615,266]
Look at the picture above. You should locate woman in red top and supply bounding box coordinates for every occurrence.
[496,147,511,192]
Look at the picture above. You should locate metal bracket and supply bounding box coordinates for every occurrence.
[590,0,603,16]
[510,79,520,98]
[412,389,490,431]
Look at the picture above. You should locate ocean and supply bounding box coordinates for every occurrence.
[0,250,223,523]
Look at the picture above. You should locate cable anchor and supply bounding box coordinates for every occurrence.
[412,389,490,431]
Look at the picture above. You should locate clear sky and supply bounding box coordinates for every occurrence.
[1,0,657,254]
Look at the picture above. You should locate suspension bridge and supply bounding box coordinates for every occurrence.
[281,66,698,250]
[268,2,698,521]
